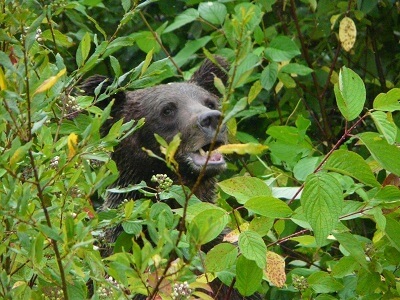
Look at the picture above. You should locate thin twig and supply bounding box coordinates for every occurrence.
[139,11,183,76]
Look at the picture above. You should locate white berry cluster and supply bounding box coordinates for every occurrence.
[35,28,42,42]
[151,174,173,191]
[64,95,80,119]
[50,156,60,169]
[97,276,122,298]
[171,281,192,300]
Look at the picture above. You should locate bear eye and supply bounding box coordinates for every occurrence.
[161,104,176,117]
[205,101,217,110]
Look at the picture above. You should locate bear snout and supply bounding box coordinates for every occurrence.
[197,110,226,135]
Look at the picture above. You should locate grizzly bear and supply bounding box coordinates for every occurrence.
[82,57,261,300]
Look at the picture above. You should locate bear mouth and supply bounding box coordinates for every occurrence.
[189,142,225,167]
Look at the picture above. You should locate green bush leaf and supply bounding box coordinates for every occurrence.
[164,9,199,33]
[323,149,380,187]
[238,230,267,269]
[260,62,278,91]
[205,243,238,272]
[301,173,343,246]
[218,176,271,204]
[198,2,227,25]
[173,36,211,67]
[371,185,400,204]
[357,132,400,176]
[76,32,91,67]
[235,255,263,296]
[373,88,400,112]
[278,72,296,88]
[122,220,142,235]
[189,208,229,245]
[333,232,367,269]
[385,217,400,252]
[244,196,293,218]
[280,63,313,76]
[265,36,301,62]
[308,271,344,293]
[370,111,397,144]
[334,66,366,121]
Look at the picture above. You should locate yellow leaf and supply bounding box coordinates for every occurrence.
[223,223,249,243]
[0,67,6,90]
[217,143,268,155]
[339,17,357,52]
[265,251,286,288]
[34,68,66,95]
[10,142,32,168]
[68,133,78,158]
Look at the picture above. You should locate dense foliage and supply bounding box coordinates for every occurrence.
[1,0,400,299]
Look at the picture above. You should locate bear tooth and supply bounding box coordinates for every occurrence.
[199,148,208,156]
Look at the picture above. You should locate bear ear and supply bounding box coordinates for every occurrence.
[189,55,229,96]
[80,75,126,110]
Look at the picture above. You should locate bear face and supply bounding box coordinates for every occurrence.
[122,82,227,177]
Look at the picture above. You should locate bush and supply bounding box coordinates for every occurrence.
[1,0,399,299]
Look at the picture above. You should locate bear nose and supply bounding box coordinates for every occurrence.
[198,110,224,132]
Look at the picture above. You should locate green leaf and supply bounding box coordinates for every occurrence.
[76,32,91,67]
[293,156,322,181]
[173,36,212,67]
[218,176,271,204]
[357,132,400,176]
[331,256,358,278]
[42,29,74,47]
[385,217,400,252]
[122,220,142,235]
[67,278,86,300]
[235,255,263,297]
[323,149,380,187]
[140,48,153,77]
[373,88,400,112]
[37,224,63,242]
[333,232,367,269]
[205,243,238,272]
[198,2,227,25]
[370,111,397,144]
[136,31,160,53]
[278,72,296,88]
[231,3,263,34]
[308,271,344,293]
[109,56,122,77]
[121,0,131,12]
[264,36,301,62]
[280,63,314,76]
[238,230,267,269]
[301,173,343,246]
[244,196,293,218]
[189,208,229,245]
[334,66,366,121]
[232,54,260,88]
[356,269,381,296]
[260,62,278,91]
[164,9,199,33]
[34,233,45,265]
[124,200,134,218]
[371,185,400,204]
